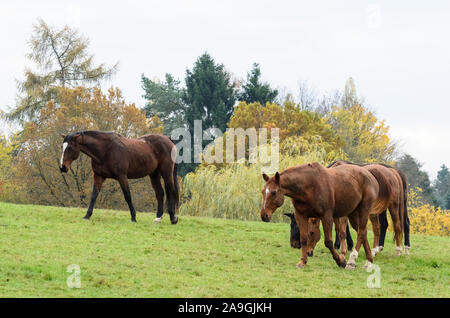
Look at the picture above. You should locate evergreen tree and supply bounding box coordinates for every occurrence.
[183,52,236,133]
[180,52,237,175]
[237,63,278,105]
[433,164,450,208]
[395,154,436,205]
[141,73,186,134]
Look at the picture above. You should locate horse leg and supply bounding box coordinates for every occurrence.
[150,173,165,224]
[346,222,354,251]
[370,214,382,257]
[162,169,178,224]
[404,210,411,254]
[306,218,320,257]
[322,213,346,268]
[83,174,105,220]
[346,210,373,270]
[334,223,341,250]
[293,212,310,268]
[378,210,388,252]
[335,217,348,256]
[389,203,403,256]
[118,175,137,222]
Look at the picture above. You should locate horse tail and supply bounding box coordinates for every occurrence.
[396,168,410,248]
[173,162,179,209]
[368,167,392,203]
[168,136,180,210]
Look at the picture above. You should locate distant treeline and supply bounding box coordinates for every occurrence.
[0,19,448,212]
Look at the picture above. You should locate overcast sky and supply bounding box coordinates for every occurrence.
[0,0,449,179]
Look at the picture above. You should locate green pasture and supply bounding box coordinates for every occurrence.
[0,202,448,297]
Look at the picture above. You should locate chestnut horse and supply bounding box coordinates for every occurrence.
[261,162,380,269]
[59,131,179,224]
[284,212,354,253]
[283,213,322,255]
[329,160,410,256]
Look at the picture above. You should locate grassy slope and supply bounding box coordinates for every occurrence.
[0,202,448,298]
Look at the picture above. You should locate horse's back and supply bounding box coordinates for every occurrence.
[327,164,379,216]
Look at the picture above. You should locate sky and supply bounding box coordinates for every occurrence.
[0,0,449,179]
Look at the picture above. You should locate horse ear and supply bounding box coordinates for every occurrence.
[284,213,293,218]
[275,172,280,184]
[262,173,269,182]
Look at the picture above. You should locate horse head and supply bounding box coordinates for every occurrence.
[60,133,82,173]
[260,172,285,222]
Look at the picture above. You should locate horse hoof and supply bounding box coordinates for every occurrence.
[307,251,314,257]
[371,247,380,256]
[404,246,411,255]
[82,217,90,221]
[296,262,306,269]
[131,219,137,223]
[338,255,346,268]
[345,262,356,270]
[396,247,402,256]
[154,217,162,224]
[171,216,178,224]
[363,261,373,269]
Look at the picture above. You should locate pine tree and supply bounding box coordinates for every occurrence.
[141,73,185,134]
[183,52,236,133]
[433,164,450,208]
[395,154,436,205]
[237,63,278,105]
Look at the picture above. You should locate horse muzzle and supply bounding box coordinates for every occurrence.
[261,213,271,222]
[60,165,68,173]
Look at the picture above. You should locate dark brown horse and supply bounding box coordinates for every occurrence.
[261,162,379,269]
[328,160,410,256]
[59,131,179,224]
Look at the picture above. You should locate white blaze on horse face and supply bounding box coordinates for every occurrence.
[263,187,270,210]
[60,142,68,167]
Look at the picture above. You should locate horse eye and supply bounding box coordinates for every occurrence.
[271,191,276,196]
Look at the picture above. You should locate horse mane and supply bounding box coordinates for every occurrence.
[64,130,122,142]
[326,159,360,168]
[327,159,399,169]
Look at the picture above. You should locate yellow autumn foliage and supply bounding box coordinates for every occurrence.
[386,187,449,236]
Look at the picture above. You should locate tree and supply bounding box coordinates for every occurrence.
[179,53,237,175]
[10,86,162,210]
[297,80,317,111]
[326,103,395,163]
[237,63,278,105]
[229,100,338,144]
[183,52,237,133]
[141,73,186,135]
[433,164,450,208]
[5,19,118,123]
[395,154,436,205]
[341,77,361,109]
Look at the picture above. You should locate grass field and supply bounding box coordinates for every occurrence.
[0,202,448,297]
